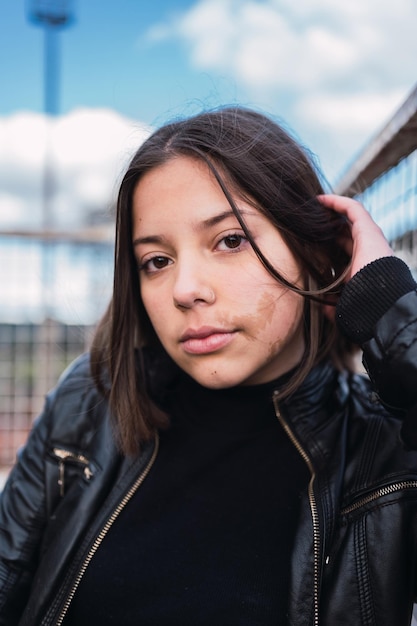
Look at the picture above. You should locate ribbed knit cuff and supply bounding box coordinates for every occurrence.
[335,256,416,344]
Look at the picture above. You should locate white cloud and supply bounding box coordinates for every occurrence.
[0,109,151,323]
[297,90,408,134]
[145,0,417,178]
[0,193,31,228]
[0,108,151,230]
[294,87,410,182]
[147,0,416,90]
[172,1,298,87]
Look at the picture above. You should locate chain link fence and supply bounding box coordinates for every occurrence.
[0,320,93,470]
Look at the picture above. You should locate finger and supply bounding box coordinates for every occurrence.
[317,194,374,226]
[318,194,394,276]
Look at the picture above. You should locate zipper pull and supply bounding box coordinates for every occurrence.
[58,460,65,497]
[52,448,92,497]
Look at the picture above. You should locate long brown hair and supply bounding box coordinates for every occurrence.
[91,106,354,456]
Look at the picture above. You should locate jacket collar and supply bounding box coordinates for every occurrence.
[279,360,350,473]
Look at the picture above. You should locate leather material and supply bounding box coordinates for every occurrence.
[2,291,417,624]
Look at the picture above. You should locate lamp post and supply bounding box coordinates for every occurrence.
[27,0,74,317]
[27,1,75,398]
[28,1,74,230]
[28,0,74,115]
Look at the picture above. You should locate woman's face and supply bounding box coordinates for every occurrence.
[132,156,305,389]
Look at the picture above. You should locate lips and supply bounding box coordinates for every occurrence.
[179,326,236,355]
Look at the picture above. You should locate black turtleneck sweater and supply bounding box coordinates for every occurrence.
[64,372,309,625]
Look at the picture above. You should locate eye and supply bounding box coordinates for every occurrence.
[217,233,247,251]
[140,255,172,273]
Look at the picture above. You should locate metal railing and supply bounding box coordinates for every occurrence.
[335,83,417,272]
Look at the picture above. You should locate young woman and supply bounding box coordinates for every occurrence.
[1,107,417,626]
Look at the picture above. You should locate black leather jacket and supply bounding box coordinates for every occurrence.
[2,279,417,625]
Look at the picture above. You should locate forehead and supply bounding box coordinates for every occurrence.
[130,155,287,251]
[135,156,219,195]
[132,156,235,224]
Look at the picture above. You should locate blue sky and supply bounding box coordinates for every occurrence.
[1,0,417,228]
[2,1,416,169]
[3,0,268,126]
[2,1,203,122]
[1,0,416,323]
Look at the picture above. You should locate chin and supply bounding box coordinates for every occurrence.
[187,370,249,390]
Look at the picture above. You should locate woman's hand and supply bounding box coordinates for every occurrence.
[318,194,394,281]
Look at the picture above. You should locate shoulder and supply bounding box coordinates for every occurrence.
[348,370,384,412]
[347,370,400,429]
[0,354,111,621]
[345,370,417,473]
[1,353,109,475]
[44,352,109,446]
[53,351,96,396]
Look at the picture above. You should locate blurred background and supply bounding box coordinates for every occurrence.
[1,0,417,474]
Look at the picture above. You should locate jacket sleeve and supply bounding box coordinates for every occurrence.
[0,353,97,625]
[336,256,417,446]
[0,394,54,625]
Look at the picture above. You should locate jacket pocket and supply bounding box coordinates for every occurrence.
[45,447,94,519]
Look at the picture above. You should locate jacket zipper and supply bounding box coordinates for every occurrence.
[53,434,159,626]
[340,480,417,515]
[52,448,93,497]
[272,391,320,626]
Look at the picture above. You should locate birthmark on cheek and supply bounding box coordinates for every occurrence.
[231,290,283,340]
[266,297,304,359]
[268,336,283,358]
[257,291,280,325]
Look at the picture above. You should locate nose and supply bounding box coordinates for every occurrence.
[173,260,215,309]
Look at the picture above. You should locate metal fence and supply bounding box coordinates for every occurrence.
[0,235,112,476]
[0,320,93,468]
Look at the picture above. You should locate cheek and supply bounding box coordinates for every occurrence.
[267,292,304,355]
[228,287,304,341]
[243,291,280,338]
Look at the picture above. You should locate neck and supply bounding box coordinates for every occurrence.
[162,368,297,433]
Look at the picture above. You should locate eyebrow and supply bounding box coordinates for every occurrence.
[132,234,166,247]
[132,209,256,247]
